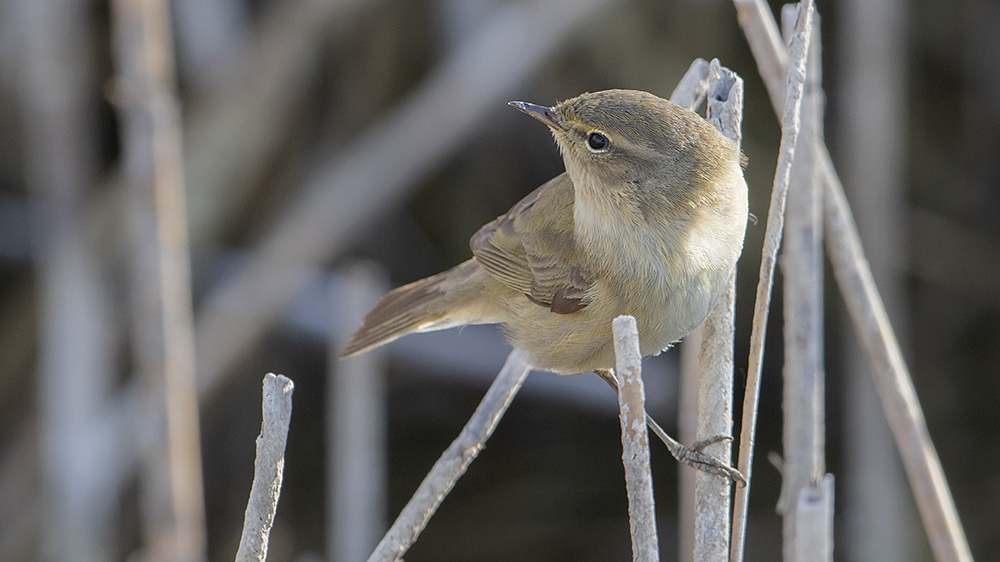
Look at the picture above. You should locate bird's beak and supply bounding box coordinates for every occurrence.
[508,101,564,130]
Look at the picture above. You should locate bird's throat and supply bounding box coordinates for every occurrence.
[572,177,673,281]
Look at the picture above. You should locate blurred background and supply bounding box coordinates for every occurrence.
[1,0,998,561]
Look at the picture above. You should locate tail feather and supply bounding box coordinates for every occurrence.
[340,260,491,358]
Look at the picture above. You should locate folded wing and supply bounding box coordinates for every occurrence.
[471,173,594,314]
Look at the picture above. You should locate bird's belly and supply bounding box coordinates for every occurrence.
[500,264,728,374]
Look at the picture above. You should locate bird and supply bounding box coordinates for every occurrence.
[341,89,748,378]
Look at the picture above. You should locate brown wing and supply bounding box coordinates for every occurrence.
[470,173,594,314]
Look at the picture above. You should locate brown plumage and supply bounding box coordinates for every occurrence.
[341,89,747,374]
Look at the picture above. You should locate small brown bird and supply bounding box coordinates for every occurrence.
[341,89,748,376]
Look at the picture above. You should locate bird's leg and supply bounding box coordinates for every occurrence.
[595,369,746,487]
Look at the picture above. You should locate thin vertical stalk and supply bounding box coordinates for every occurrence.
[731,3,815,561]
[694,282,736,562]
[329,265,388,562]
[19,0,116,560]
[693,60,745,562]
[613,316,660,562]
[235,374,295,562]
[778,5,827,560]
[110,0,206,559]
[677,329,701,562]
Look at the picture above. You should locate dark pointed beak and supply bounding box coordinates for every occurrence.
[508,101,564,130]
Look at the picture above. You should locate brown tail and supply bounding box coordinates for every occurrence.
[339,260,494,358]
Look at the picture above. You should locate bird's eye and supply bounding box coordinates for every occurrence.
[586,131,610,152]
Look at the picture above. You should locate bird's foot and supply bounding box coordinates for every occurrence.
[595,369,745,487]
[644,416,745,487]
[662,433,746,487]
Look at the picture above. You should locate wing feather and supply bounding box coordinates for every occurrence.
[470,173,594,314]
